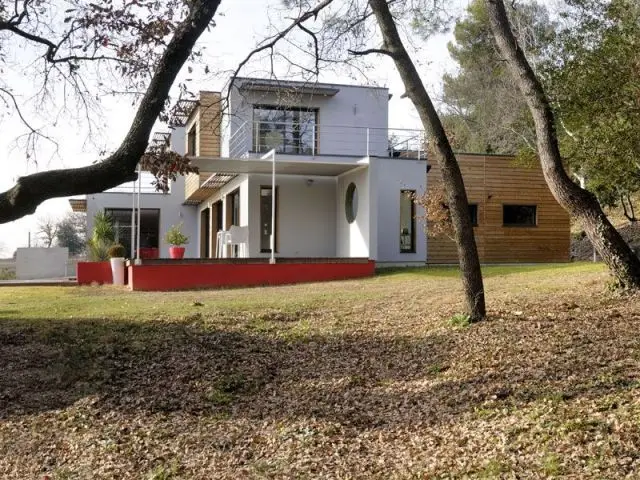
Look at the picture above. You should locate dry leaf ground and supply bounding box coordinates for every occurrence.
[1,263,639,479]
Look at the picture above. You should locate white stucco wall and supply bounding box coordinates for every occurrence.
[86,176,198,258]
[370,158,427,265]
[228,80,389,157]
[170,126,186,155]
[336,167,370,258]
[247,174,336,258]
[197,174,249,255]
[16,247,69,279]
[198,174,336,258]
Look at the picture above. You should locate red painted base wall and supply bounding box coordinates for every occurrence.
[77,261,112,285]
[128,261,375,291]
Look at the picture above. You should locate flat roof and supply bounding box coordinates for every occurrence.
[233,76,388,92]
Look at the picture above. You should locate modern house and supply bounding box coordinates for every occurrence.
[71,77,570,277]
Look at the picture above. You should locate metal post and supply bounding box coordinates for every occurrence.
[312,124,316,156]
[136,164,141,264]
[131,171,136,259]
[366,128,370,157]
[270,149,276,264]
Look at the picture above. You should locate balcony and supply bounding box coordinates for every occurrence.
[228,121,428,160]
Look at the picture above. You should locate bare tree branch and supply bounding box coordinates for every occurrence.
[0,0,222,224]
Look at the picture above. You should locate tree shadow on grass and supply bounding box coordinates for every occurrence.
[1,307,639,428]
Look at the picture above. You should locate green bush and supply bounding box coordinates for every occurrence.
[449,312,471,328]
[88,212,116,261]
[108,243,127,259]
[165,223,189,246]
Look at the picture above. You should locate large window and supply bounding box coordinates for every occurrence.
[400,190,416,253]
[104,208,160,256]
[503,205,537,227]
[253,106,318,154]
[260,186,278,253]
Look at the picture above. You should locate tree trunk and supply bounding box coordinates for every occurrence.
[485,0,640,288]
[0,0,222,223]
[369,0,486,320]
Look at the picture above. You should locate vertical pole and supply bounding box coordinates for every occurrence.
[131,171,136,259]
[312,124,316,156]
[136,164,141,263]
[366,128,370,157]
[28,231,31,248]
[270,149,276,264]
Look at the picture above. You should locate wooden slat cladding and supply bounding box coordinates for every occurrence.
[426,154,570,264]
[184,173,216,203]
[197,91,222,157]
[184,91,222,202]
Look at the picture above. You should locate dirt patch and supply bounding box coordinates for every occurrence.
[572,222,640,260]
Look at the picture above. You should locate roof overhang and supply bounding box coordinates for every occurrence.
[69,198,87,212]
[238,79,340,97]
[192,156,367,177]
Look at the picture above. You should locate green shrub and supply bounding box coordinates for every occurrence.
[88,212,115,261]
[165,223,189,246]
[449,312,471,328]
[108,243,127,259]
[88,238,111,261]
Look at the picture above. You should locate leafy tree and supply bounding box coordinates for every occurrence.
[545,0,640,220]
[484,0,640,288]
[56,213,87,256]
[441,0,555,155]
[0,0,221,223]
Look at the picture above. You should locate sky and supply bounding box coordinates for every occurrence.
[0,0,469,257]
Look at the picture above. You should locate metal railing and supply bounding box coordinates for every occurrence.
[104,172,169,194]
[227,121,427,159]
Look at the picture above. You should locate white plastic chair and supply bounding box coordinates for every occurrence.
[215,230,231,258]
[228,225,248,258]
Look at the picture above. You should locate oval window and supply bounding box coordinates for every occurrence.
[345,182,358,224]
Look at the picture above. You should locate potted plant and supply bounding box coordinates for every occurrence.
[108,243,127,285]
[87,211,115,261]
[165,223,189,259]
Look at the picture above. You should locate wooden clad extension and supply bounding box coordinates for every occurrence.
[184,91,222,203]
[426,154,570,264]
[196,91,222,157]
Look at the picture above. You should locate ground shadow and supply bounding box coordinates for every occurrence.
[1,306,639,428]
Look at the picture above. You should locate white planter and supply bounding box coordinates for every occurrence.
[110,257,125,285]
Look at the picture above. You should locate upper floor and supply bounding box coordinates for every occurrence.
[181,78,426,161]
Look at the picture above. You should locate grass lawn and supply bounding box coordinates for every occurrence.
[2,262,640,478]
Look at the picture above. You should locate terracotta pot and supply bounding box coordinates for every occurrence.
[169,246,185,259]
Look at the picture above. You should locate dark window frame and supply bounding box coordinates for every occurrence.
[252,105,319,154]
[187,124,197,156]
[400,189,416,253]
[345,182,358,224]
[103,208,161,255]
[259,185,279,253]
[503,204,537,227]
[469,203,479,227]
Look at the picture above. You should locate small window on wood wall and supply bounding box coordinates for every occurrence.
[469,204,479,227]
[400,190,416,253]
[503,205,537,226]
[187,125,197,155]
